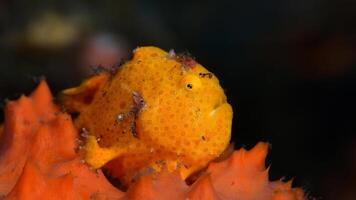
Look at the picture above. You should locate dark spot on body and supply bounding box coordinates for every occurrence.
[199,72,213,78]
[186,83,193,89]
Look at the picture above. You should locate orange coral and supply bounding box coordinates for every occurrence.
[120,142,306,200]
[0,74,305,200]
[0,81,124,199]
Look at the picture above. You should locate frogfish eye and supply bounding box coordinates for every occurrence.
[181,74,201,91]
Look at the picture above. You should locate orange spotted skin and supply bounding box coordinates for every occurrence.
[61,46,233,185]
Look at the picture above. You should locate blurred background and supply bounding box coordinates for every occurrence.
[1,0,356,199]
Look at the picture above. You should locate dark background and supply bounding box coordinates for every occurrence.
[1,1,356,199]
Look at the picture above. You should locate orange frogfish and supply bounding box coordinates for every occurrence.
[61,46,233,185]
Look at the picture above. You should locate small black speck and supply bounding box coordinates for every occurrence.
[199,72,213,79]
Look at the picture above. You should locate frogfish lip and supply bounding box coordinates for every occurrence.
[209,101,229,117]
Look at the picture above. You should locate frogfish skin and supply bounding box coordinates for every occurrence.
[61,46,233,185]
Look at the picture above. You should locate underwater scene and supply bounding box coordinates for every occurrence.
[1,1,356,199]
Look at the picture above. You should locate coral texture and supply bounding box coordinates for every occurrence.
[0,81,124,199]
[0,81,305,199]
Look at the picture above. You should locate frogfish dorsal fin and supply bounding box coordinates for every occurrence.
[60,73,109,113]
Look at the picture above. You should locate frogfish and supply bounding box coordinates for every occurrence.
[61,46,233,185]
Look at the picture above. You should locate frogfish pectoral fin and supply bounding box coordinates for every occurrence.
[84,135,127,169]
